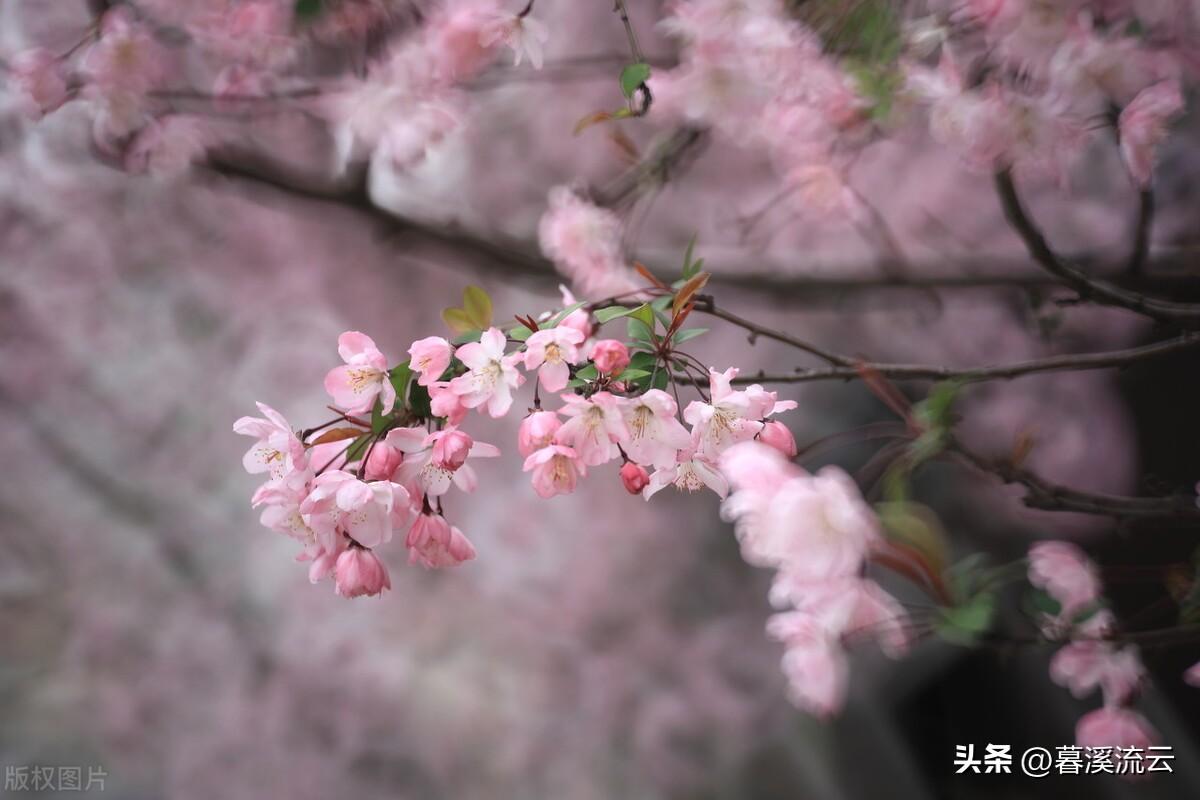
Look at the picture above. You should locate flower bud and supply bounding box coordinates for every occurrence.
[518,411,562,456]
[363,441,403,481]
[410,524,476,568]
[759,420,798,458]
[433,428,473,470]
[620,461,650,495]
[333,548,391,598]
[591,339,631,375]
[406,511,452,549]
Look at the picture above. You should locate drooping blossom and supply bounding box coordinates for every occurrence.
[333,547,392,598]
[428,380,470,425]
[299,470,410,549]
[410,523,476,568]
[408,336,454,386]
[8,48,69,120]
[324,331,396,415]
[537,187,639,298]
[523,444,586,499]
[619,461,650,494]
[449,327,523,418]
[1075,707,1158,751]
[480,10,550,69]
[758,420,798,458]
[1049,641,1145,707]
[643,446,728,500]
[555,391,629,466]
[523,326,585,392]
[620,389,692,469]
[363,438,404,481]
[1027,541,1102,627]
[1118,80,1185,187]
[518,410,563,457]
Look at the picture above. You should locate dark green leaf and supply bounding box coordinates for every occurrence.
[619,62,652,99]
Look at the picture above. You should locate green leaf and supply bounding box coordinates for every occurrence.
[547,301,588,327]
[574,364,598,382]
[408,381,432,419]
[343,433,374,465]
[615,368,651,381]
[936,592,996,646]
[451,329,482,345]
[619,62,652,99]
[594,305,636,324]
[876,501,949,579]
[509,325,534,342]
[462,285,493,330]
[682,233,697,278]
[628,351,657,370]
[294,0,323,21]
[388,361,412,411]
[650,295,673,313]
[651,369,670,390]
[671,328,709,345]
[628,317,654,342]
[442,307,475,335]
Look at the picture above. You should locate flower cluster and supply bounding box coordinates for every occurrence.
[903,1,1188,185]
[236,291,799,599]
[720,442,909,717]
[1027,541,1157,752]
[7,1,549,176]
[652,0,871,217]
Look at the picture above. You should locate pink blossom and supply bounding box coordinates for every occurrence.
[425,2,503,82]
[299,470,409,549]
[83,8,167,93]
[406,510,451,549]
[123,116,210,176]
[643,447,729,500]
[429,380,470,425]
[620,389,692,469]
[410,524,476,568]
[233,402,307,481]
[480,12,550,70]
[620,461,650,494]
[1075,707,1158,751]
[384,425,500,498]
[1027,541,1102,623]
[524,326,585,392]
[758,420,798,457]
[449,327,523,418]
[555,391,629,466]
[408,336,454,386]
[518,410,563,456]
[1185,661,1200,688]
[538,187,638,298]
[9,48,69,120]
[523,444,586,498]
[684,368,766,460]
[1050,641,1145,707]
[765,613,848,718]
[363,439,403,481]
[591,339,631,375]
[333,548,391,598]
[1119,80,1184,187]
[324,331,396,415]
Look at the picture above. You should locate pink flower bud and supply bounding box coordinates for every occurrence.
[433,428,473,470]
[363,441,403,481]
[591,339,631,375]
[518,411,562,456]
[410,524,476,568]
[333,548,391,598]
[759,420,798,458]
[620,461,650,494]
[406,511,451,549]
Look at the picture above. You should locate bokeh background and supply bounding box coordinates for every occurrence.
[3,1,1200,798]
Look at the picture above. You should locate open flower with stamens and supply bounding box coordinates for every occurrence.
[381,425,500,499]
[684,367,768,460]
[408,335,454,386]
[299,470,410,549]
[523,326,585,392]
[233,402,307,483]
[523,444,586,498]
[620,389,692,469]
[480,10,550,69]
[643,446,728,500]
[555,391,629,466]
[324,331,396,415]
[449,327,523,418]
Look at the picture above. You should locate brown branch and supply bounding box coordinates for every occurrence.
[948,438,1200,522]
[994,169,1200,325]
[672,332,1200,385]
[1128,188,1154,275]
